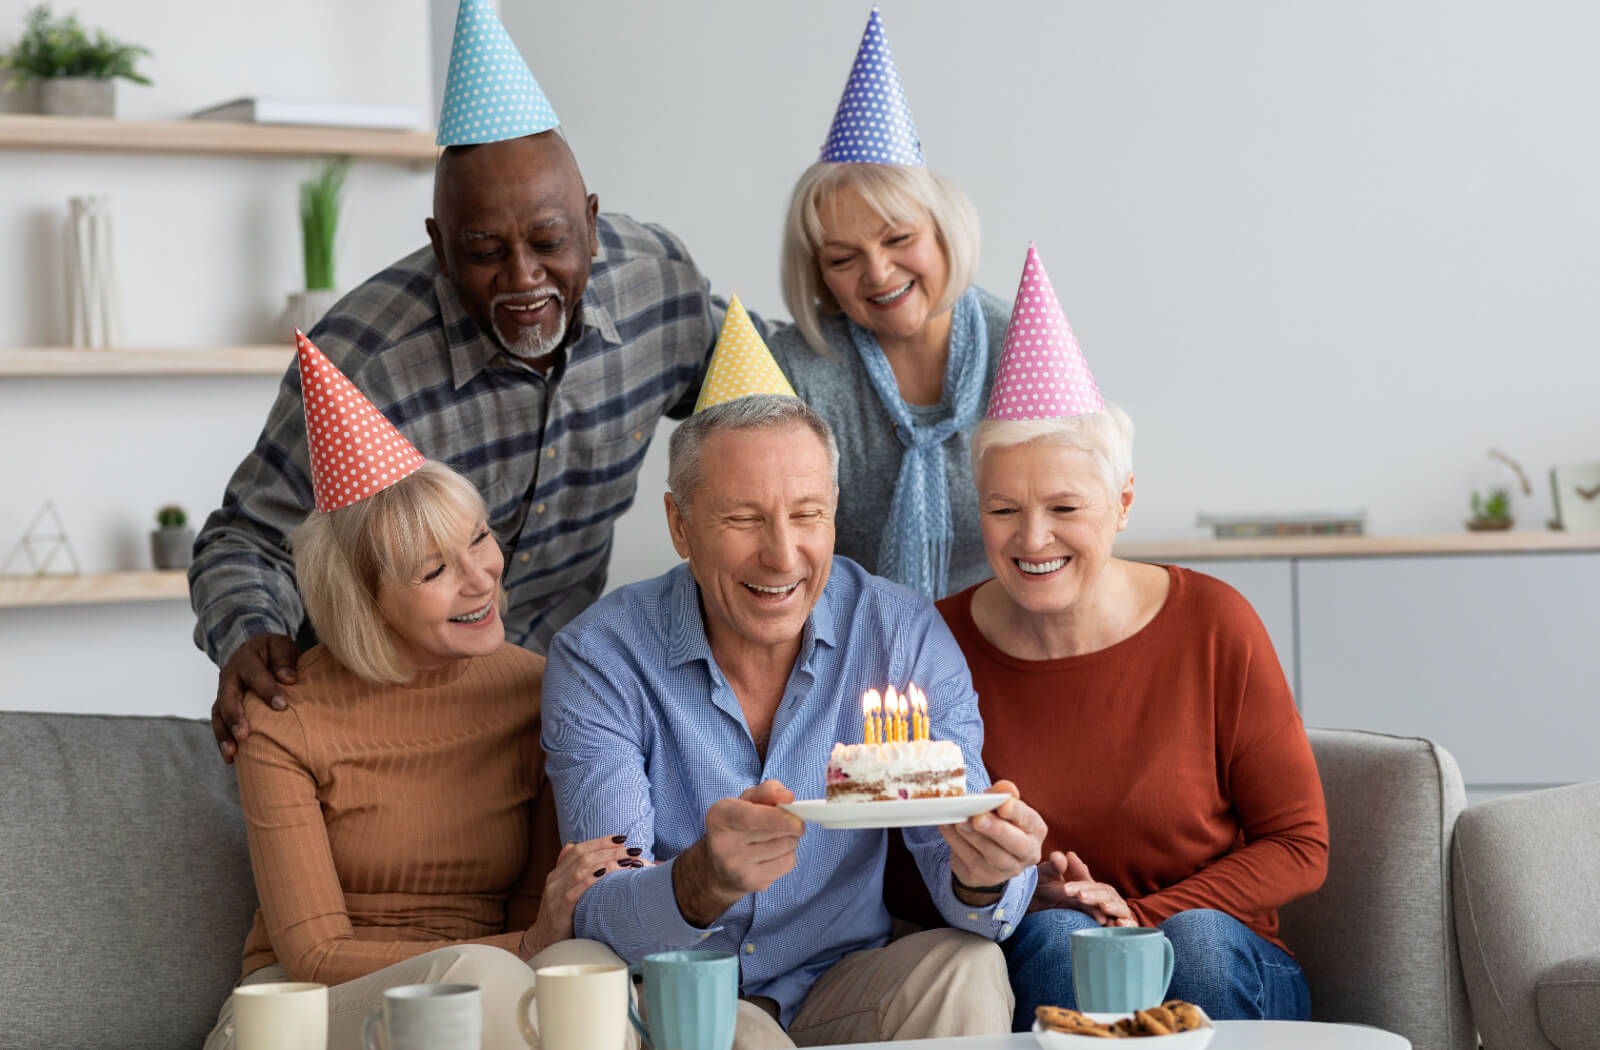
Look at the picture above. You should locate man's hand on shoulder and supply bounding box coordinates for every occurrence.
[211,633,301,763]
[673,780,805,927]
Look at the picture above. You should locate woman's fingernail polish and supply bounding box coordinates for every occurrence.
[612,835,627,844]
[592,868,605,878]
[626,847,643,857]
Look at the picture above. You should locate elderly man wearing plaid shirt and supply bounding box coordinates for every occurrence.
[193,132,763,760]
[542,395,1051,1048]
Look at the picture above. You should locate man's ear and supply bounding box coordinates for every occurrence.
[586,193,600,257]
[426,217,450,278]
[665,491,692,559]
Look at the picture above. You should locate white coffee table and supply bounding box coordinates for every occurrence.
[825,1020,1411,1049]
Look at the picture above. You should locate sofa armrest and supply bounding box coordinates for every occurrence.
[1280,728,1472,1050]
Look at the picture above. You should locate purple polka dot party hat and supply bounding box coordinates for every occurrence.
[437,0,560,147]
[820,6,924,165]
[295,331,427,513]
[985,243,1106,421]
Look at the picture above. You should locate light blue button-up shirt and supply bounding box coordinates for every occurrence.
[541,557,1035,1026]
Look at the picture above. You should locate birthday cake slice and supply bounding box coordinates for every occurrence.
[826,684,966,802]
[826,739,966,802]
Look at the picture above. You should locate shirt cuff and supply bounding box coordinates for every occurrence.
[936,864,1036,943]
[632,857,728,948]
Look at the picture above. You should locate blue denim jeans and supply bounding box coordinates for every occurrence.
[999,908,1311,1031]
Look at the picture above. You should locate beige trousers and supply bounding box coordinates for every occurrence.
[202,939,628,1050]
[733,928,1014,1049]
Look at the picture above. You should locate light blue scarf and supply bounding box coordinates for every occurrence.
[848,287,988,599]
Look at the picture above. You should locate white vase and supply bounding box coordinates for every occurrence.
[277,289,342,339]
[64,196,123,348]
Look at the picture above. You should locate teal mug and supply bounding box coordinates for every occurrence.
[1071,927,1175,1013]
[627,950,738,1050]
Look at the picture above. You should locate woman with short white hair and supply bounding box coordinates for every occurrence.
[766,9,1005,600]
[939,393,1330,1025]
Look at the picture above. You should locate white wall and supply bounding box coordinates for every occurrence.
[7,1,1600,718]
[0,0,435,715]
[506,0,1600,555]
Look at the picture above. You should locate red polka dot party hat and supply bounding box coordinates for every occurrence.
[984,242,1106,421]
[295,331,426,512]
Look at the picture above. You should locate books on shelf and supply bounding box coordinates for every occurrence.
[191,97,423,131]
[1194,510,1368,539]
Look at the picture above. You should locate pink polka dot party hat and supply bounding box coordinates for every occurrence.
[295,331,427,513]
[985,242,1106,421]
[820,6,923,165]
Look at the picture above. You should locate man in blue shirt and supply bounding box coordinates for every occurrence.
[542,394,1050,1047]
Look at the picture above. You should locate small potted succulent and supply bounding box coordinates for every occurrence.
[1466,488,1513,532]
[151,504,194,570]
[278,157,350,337]
[0,5,152,118]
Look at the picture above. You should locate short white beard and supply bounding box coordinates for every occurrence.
[491,289,567,360]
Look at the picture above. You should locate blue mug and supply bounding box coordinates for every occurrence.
[627,950,738,1050]
[1071,927,1175,1013]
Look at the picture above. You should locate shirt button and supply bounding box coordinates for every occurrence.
[966,912,978,921]
[519,552,531,563]
[994,907,1006,920]
[546,447,556,459]
[633,430,643,441]
[744,943,755,954]
[699,932,711,941]
[536,503,547,515]
[1003,924,1013,937]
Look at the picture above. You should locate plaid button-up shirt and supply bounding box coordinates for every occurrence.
[191,213,749,663]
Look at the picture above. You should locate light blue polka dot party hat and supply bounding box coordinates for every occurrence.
[436,0,560,147]
[820,6,924,166]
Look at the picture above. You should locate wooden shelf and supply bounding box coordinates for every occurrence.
[0,346,292,376]
[0,112,435,167]
[0,570,188,608]
[1116,530,1600,562]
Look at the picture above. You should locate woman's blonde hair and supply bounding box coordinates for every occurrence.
[970,404,1136,504]
[292,460,494,685]
[781,161,980,357]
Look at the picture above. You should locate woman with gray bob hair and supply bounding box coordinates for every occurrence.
[766,158,1006,600]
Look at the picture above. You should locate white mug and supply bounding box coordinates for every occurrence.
[363,983,482,1050]
[226,981,328,1050]
[521,963,630,1050]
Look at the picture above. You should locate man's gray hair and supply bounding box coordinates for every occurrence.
[668,395,840,512]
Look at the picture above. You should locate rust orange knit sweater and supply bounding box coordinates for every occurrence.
[234,642,550,984]
[936,566,1328,951]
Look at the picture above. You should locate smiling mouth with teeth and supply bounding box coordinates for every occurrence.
[449,601,495,624]
[745,581,800,598]
[1016,557,1067,575]
[867,280,913,305]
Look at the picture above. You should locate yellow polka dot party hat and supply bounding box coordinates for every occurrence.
[693,296,796,413]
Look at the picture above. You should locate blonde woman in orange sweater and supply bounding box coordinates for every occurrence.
[203,339,633,1050]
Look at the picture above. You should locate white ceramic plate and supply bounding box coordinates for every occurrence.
[1032,1007,1214,1049]
[778,794,1005,829]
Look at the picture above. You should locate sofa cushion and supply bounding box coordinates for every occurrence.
[1540,946,1600,1050]
[1279,729,1472,1050]
[0,711,257,1050]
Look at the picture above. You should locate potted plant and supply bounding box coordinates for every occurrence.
[278,157,350,337]
[150,504,193,570]
[0,5,151,117]
[1467,488,1513,531]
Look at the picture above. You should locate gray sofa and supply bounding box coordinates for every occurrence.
[0,713,1471,1050]
[1453,781,1600,1050]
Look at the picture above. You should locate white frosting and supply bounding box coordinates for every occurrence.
[829,739,962,779]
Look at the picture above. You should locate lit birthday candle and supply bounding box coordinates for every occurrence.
[910,684,927,741]
[862,689,882,744]
[884,684,900,742]
[897,690,910,742]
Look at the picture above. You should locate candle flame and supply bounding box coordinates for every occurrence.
[863,688,881,717]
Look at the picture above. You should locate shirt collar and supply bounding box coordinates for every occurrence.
[434,254,622,389]
[663,561,840,673]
